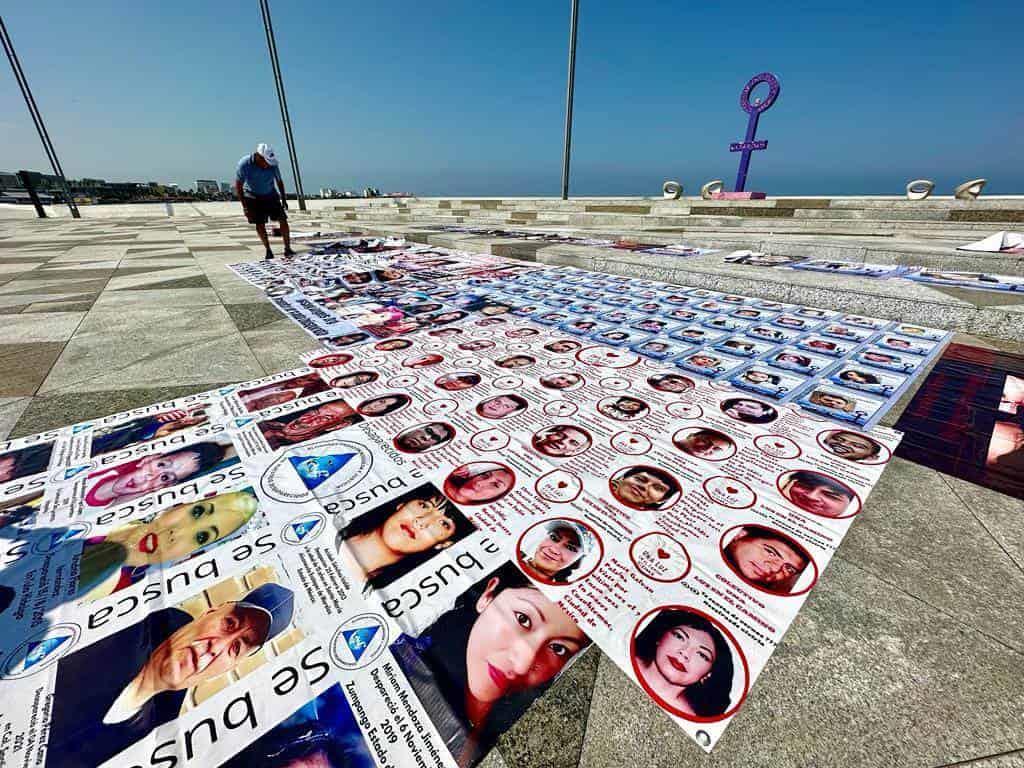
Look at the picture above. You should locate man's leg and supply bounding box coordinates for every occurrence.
[255,223,273,258]
[280,219,294,256]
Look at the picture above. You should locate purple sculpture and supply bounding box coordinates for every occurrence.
[723,72,780,199]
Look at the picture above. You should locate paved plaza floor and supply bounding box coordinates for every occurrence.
[0,213,1022,768]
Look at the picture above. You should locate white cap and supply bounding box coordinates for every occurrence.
[255,143,278,166]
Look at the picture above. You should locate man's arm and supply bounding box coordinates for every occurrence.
[276,174,288,208]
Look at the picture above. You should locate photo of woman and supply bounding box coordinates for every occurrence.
[720,524,814,596]
[76,488,259,601]
[374,338,413,351]
[475,394,529,420]
[459,339,496,352]
[356,393,412,417]
[391,562,590,768]
[517,519,599,585]
[777,470,861,518]
[609,465,682,510]
[404,353,445,368]
[84,440,236,508]
[89,407,211,456]
[327,332,370,348]
[494,354,535,369]
[335,483,476,590]
[394,421,457,453]
[328,371,379,389]
[631,607,743,721]
[443,462,516,505]
[597,396,650,422]
[435,372,482,391]
[672,427,737,462]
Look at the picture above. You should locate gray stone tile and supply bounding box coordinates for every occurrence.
[945,750,1024,767]
[0,343,66,396]
[91,288,222,309]
[8,384,233,438]
[578,556,1024,768]
[497,645,600,768]
[2,312,85,342]
[224,301,285,331]
[0,397,32,441]
[938,474,1024,574]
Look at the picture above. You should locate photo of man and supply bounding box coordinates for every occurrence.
[258,400,363,450]
[719,397,778,424]
[539,372,584,391]
[393,421,457,453]
[820,430,886,463]
[597,396,650,422]
[435,372,483,391]
[328,370,379,389]
[475,394,529,420]
[672,427,736,462]
[46,579,295,768]
[531,425,593,457]
[544,339,582,354]
[647,373,695,393]
[237,373,328,413]
[356,393,412,417]
[778,470,860,518]
[308,352,353,368]
[721,525,813,595]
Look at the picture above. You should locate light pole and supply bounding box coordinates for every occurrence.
[258,0,307,211]
[1,15,80,218]
[560,0,580,201]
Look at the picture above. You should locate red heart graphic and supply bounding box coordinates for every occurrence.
[628,438,638,444]
[726,486,739,494]
[557,481,568,489]
[656,548,670,559]
[774,442,785,448]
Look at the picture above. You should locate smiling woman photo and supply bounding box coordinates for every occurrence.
[76,488,259,601]
[335,484,476,590]
[632,608,735,719]
[518,520,596,584]
[391,562,590,768]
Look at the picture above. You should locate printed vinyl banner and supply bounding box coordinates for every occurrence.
[894,343,1024,499]
[0,237,914,766]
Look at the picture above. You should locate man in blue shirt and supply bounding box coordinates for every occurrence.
[235,142,295,259]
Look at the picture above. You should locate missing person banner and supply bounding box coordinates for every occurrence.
[894,342,1024,499]
[1,242,911,764]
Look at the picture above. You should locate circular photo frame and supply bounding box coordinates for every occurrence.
[531,424,593,458]
[517,517,603,586]
[719,397,778,425]
[356,393,411,417]
[308,352,352,369]
[776,469,862,519]
[443,461,516,506]
[329,370,379,389]
[719,524,819,597]
[609,465,682,511]
[672,427,737,462]
[475,394,529,420]
[816,429,891,465]
[630,605,750,723]
[392,421,457,454]
[597,396,650,422]
[434,372,482,392]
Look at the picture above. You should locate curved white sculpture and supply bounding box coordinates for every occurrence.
[954,178,986,200]
[906,179,934,200]
[701,179,724,200]
[662,181,683,200]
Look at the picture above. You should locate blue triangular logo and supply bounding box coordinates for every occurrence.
[234,418,254,428]
[288,453,355,490]
[73,423,92,434]
[64,465,90,480]
[342,626,380,661]
[290,518,321,541]
[24,635,71,669]
[220,387,236,395]
[49,529,80,548]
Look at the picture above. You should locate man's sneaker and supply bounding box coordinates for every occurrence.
[265,249,274,260]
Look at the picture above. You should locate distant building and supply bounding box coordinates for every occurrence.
[219,182,232,194]
[320,187,337,198]
[196,179,219,196]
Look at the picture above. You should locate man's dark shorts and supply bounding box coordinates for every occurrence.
[243,194,287,225]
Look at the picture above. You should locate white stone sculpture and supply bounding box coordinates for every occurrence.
[701,180,724,199]
[662,181,683,200]
[954,178,986,200]
[905,179,934,200]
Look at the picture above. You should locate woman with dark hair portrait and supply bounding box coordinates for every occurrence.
[391,563,590,768]
[328,332,370,348]
[0,442,54,484]
[720,398,778,424]
[375,338,413,352]
[633,608,734,719]
[443,462,516,505]
[647,373,695,393]
[495,355,535,369]
[598,396,649,422]
[459,339,496,352]
[336,484,476,591]
[839,369,881,386]
[356,393,411,417]
[308,353,353,368]
[721,525,810,595]
[609,465,681,510]
[404,354,445,369]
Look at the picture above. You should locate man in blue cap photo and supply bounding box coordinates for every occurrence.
[235,142,296,260]
[46,581,296,768]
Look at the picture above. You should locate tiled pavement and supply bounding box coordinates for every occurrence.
[0,213,1022,768]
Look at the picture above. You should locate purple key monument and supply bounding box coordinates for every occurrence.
[715,72,780,201]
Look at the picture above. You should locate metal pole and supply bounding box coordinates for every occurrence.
[1,16,79,218]
[560,0,579,201]
[258,0,306,211]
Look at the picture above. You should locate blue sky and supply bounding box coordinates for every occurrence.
[2,1,1022,195]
